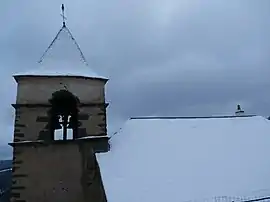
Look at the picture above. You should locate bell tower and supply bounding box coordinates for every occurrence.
[9,5,108,202]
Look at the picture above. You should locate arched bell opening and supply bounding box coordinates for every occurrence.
[48,90,80,141]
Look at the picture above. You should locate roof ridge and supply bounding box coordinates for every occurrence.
[130,115,257,120]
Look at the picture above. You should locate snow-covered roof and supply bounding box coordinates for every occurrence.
[97,115,270,202]
[14,25,107,80]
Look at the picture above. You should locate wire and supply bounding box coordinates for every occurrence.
[37,26,64,64]
[65,26,89,66]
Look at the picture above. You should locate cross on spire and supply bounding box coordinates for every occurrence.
[60,4,67,27]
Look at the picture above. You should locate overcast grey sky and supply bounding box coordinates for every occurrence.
[0,0,269,158]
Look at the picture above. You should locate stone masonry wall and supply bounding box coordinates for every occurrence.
[76,105,107,138]
[11,142,107,202]
[13,107,49,142]
[11,76,108,202]
[16,77,106,105]
[13,104,107,142]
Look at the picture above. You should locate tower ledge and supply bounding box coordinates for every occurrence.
[9,136,109,153]
[13,67,108,82]
[11,102,109,109]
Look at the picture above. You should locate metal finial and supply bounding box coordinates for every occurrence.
[61,4,67,27]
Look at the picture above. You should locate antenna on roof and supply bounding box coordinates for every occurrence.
[37,4,89,65]
[235,104,245,116]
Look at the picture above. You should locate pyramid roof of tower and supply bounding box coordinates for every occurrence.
[14,25,107,80]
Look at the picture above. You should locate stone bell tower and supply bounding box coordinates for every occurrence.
[9,5,108,202]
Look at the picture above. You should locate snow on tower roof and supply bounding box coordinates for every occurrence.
[14,5,107,81]
[97,115,270,202]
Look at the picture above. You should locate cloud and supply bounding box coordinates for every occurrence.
[0,0,270,153]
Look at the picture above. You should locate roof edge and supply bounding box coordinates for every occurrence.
[108,114,261,141]
[130,115,257,120]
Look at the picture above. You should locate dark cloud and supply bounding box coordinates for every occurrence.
[0,0,270,151]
